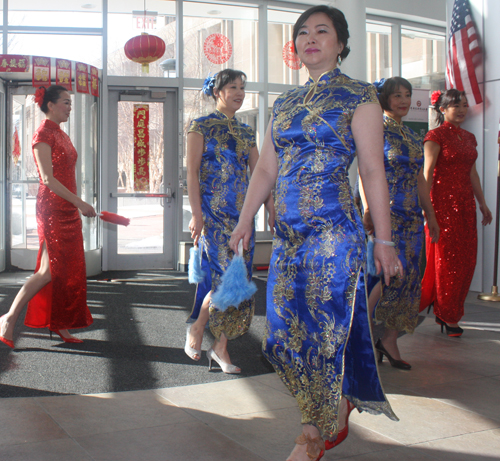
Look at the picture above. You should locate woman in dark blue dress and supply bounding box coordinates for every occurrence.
[185,69,274,374]
[231,6,401,461]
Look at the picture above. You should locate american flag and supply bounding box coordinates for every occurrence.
[445,0,482,105]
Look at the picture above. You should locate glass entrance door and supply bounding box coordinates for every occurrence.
[105,88,177,270]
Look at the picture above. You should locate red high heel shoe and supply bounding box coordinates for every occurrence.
[50,329,84,344]
[0,315,14,349]
[325,399,355,450]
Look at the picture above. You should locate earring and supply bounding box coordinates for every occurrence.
[337,55,342,66]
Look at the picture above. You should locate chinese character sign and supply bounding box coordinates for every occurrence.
[32,56,51,87]
[76,62,89,94]
[0,55,29,72]
[90,66,99,97]
[133,104,150,192]
[56,59,72,91]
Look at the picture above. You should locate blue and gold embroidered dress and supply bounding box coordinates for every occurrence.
[188,110,256,340]
[372,115,424,333]
[263,68,397,439]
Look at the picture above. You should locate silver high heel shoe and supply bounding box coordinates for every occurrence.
[184,325,201,361]
[207,347,241,374]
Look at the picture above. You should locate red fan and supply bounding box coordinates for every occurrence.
[98,211,130,226]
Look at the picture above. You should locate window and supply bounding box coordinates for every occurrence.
[366,22,392,83]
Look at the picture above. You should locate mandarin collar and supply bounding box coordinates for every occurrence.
[442,121,462,132]
[305,67,341,86]
[43,119,61,130]
[384,114,404,127]
[215,109,236,121]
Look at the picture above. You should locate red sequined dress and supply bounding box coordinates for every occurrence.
[420,121,478,323]
[24,119,93,330]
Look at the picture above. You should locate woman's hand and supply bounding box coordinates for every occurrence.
[363,209,374,235]
[480,203,493,226]
[78,200,96,217]
[426,213,440,243]
[230,220,253,255]
[267,206,276,235]
[374,243,403,286]
[189,213,204,246]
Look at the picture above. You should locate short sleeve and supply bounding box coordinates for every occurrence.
[32,126,55,149]
[423,128,442,147]
[188,119,204,136]
[360,84,379,106]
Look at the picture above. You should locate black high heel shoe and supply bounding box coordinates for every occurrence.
[435,317,463,337]
[375,339,411,370]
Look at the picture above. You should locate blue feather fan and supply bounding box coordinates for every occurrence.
[211,245,257,312]
[188,245,206,284]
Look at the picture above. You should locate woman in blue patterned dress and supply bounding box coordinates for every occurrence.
[361,77,439,370]
[231,6,402,461]
[185,69,274,374]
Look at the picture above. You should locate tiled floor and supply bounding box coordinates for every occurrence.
[1,291,500,460]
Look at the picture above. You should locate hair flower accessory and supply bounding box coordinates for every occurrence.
[34,87,46,108]
[202,74,217,97]
[372,78,386,93]
[431,90,442,106]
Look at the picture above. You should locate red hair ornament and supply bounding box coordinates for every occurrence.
[431,90,442,106]
[34,87,46,108]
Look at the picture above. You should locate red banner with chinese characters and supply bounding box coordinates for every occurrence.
[90,66,99,97]
[133,104,150,191]
[0,55,29,72]
[55,59,72,91]
[13,126,21,166]
[75,62,89,94]
[32,56,51,87]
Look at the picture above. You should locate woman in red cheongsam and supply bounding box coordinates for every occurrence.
[420,89,492,336]
[0,85,95,349]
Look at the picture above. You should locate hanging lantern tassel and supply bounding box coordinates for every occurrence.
[188,243,206,284]
[98,211,130,226]
[211,242,257,312]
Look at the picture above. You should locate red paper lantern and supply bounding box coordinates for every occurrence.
[124,32,166,73]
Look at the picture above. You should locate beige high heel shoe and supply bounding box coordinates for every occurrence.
[207,347,240,374]
[184,325,201,361]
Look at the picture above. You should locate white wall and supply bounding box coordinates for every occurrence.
[447,0,500,292]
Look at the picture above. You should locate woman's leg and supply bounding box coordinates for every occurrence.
[186,291,212,360]
[1,242,51,341]
[287,424,323,461]
[380,328,403,361]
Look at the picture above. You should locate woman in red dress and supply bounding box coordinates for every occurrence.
[0,85,95,348]
[420,89,492,336]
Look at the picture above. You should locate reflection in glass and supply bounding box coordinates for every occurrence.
[108,0,176,77]
[183,2,258,81]
[8,34,103,68]
[367,22,392,83]
[402,28,445,90]
[267,9,308,85]
[117,101,164,254]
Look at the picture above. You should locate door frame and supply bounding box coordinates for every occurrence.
[104,86,178,270]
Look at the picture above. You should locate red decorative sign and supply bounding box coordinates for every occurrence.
[283,41,302,70]
[0,55,29,72]
[12,126,21,166]
[90,66,99,97]
[56,59,72,91]
[204,33,232,64]
[75,62,89,94]
[133,104,150,192]
[32,56,51,87]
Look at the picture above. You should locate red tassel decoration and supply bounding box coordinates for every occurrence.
[98,211,130,226]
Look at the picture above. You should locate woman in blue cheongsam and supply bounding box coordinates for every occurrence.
[361,77,439,371]
[185,69,274,374]
[231,6,402,461]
